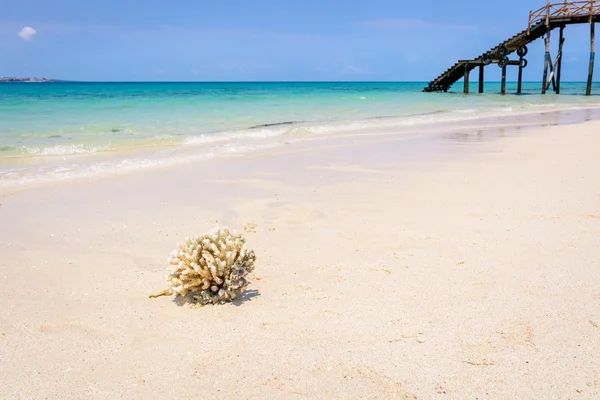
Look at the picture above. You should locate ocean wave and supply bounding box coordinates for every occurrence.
[182,126,289,146]
[0,141,280,191]
[181,104,598,145]
[452,108,478,114]
[248,120,304,129]
[22,144,110,156]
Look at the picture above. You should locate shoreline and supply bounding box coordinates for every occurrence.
[3,103,600,193]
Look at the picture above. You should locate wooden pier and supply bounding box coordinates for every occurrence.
[423,0,600,95]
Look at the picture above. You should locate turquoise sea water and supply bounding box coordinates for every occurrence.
[1,81,600,190]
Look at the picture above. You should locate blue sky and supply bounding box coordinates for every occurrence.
[1,0,597,81]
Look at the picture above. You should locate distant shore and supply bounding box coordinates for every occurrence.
[0,77,57,82]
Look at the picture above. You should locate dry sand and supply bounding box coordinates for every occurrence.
[1,119,599,399]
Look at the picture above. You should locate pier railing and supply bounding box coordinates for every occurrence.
[529,0,600,33]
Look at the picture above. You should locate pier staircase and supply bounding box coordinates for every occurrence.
[424,0,600,93]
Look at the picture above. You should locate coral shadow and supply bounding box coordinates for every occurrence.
[231,289,260,307]
[171,289,260,307]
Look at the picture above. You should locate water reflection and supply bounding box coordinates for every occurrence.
[442,107,600,144]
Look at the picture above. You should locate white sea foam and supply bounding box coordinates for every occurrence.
[452,108,478,114]
[0,141,279,191]
[181,126,289,146]
[22,144,110,156]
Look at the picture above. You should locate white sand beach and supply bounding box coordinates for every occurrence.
[1,118,599,399]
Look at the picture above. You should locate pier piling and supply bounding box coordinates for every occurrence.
[556,26,564,94]
[464,65,470,94]
[479,65,484,93]
[517,52,525,94]
[546,34,564,93]
[517,60,523,94]
[547,50,558,92]
[542,34,550,94]
[501,64,507,95]
[587,20,595,95]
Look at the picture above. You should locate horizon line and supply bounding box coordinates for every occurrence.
[2,80,600,84]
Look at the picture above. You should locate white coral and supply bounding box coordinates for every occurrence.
[156,227,256,305]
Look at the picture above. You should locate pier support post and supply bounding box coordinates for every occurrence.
[542,34,550,94]
[548,53,558,92]
[518,57,524,94]
[464,65,469,94]
[479,65,484,93]
[501,64,507,95]
[587,21,595,96]
[517,46,528,95]
[556,26,564,94]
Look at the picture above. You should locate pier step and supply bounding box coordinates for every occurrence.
[424,21,547,92]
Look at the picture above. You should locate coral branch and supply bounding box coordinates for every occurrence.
[148,289,172,298]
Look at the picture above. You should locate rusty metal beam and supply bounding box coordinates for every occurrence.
[459,59,521,66]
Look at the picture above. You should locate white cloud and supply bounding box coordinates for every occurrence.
[18,26,37,41]
[342,64,363,74]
